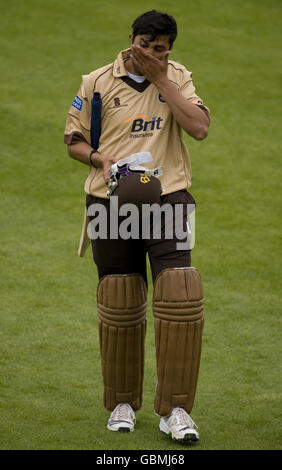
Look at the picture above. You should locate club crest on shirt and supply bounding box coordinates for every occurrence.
[108,97,128,109]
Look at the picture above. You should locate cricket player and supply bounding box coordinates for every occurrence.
[64,10,210,443]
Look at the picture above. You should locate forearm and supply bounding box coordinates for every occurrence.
[67,141,105,168]
[67,141,118,183]
[67,141,93,166]
[155,77,209,140]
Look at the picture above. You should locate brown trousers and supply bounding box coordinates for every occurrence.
[86,189,195,283]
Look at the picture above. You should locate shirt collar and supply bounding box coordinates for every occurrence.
[113,48,131,78]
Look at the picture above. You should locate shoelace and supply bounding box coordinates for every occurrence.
[112,404,134,421]
[171,408,198,429]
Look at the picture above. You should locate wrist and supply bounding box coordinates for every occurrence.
[153,75,171,93]
[89,149,102,168]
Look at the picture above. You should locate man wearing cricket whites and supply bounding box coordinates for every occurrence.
[64,10,210,443]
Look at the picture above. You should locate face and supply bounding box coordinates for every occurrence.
[130,34,172,60]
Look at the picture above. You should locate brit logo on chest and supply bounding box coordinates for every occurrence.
[124,115,164,139]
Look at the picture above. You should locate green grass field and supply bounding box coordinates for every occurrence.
[0,0,281,451]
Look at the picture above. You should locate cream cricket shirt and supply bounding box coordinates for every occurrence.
[64,48,209,199]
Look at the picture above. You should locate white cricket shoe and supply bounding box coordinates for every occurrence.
[159,407,199,443]
[107,403,136,432]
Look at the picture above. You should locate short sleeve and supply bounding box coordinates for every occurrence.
[180,70,210,120]
[64,81,91,145]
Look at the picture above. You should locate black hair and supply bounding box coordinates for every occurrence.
[132,10,177,48]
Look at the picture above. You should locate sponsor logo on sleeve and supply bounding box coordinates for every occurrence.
[192,97,204,106]
[72,96,83,111]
